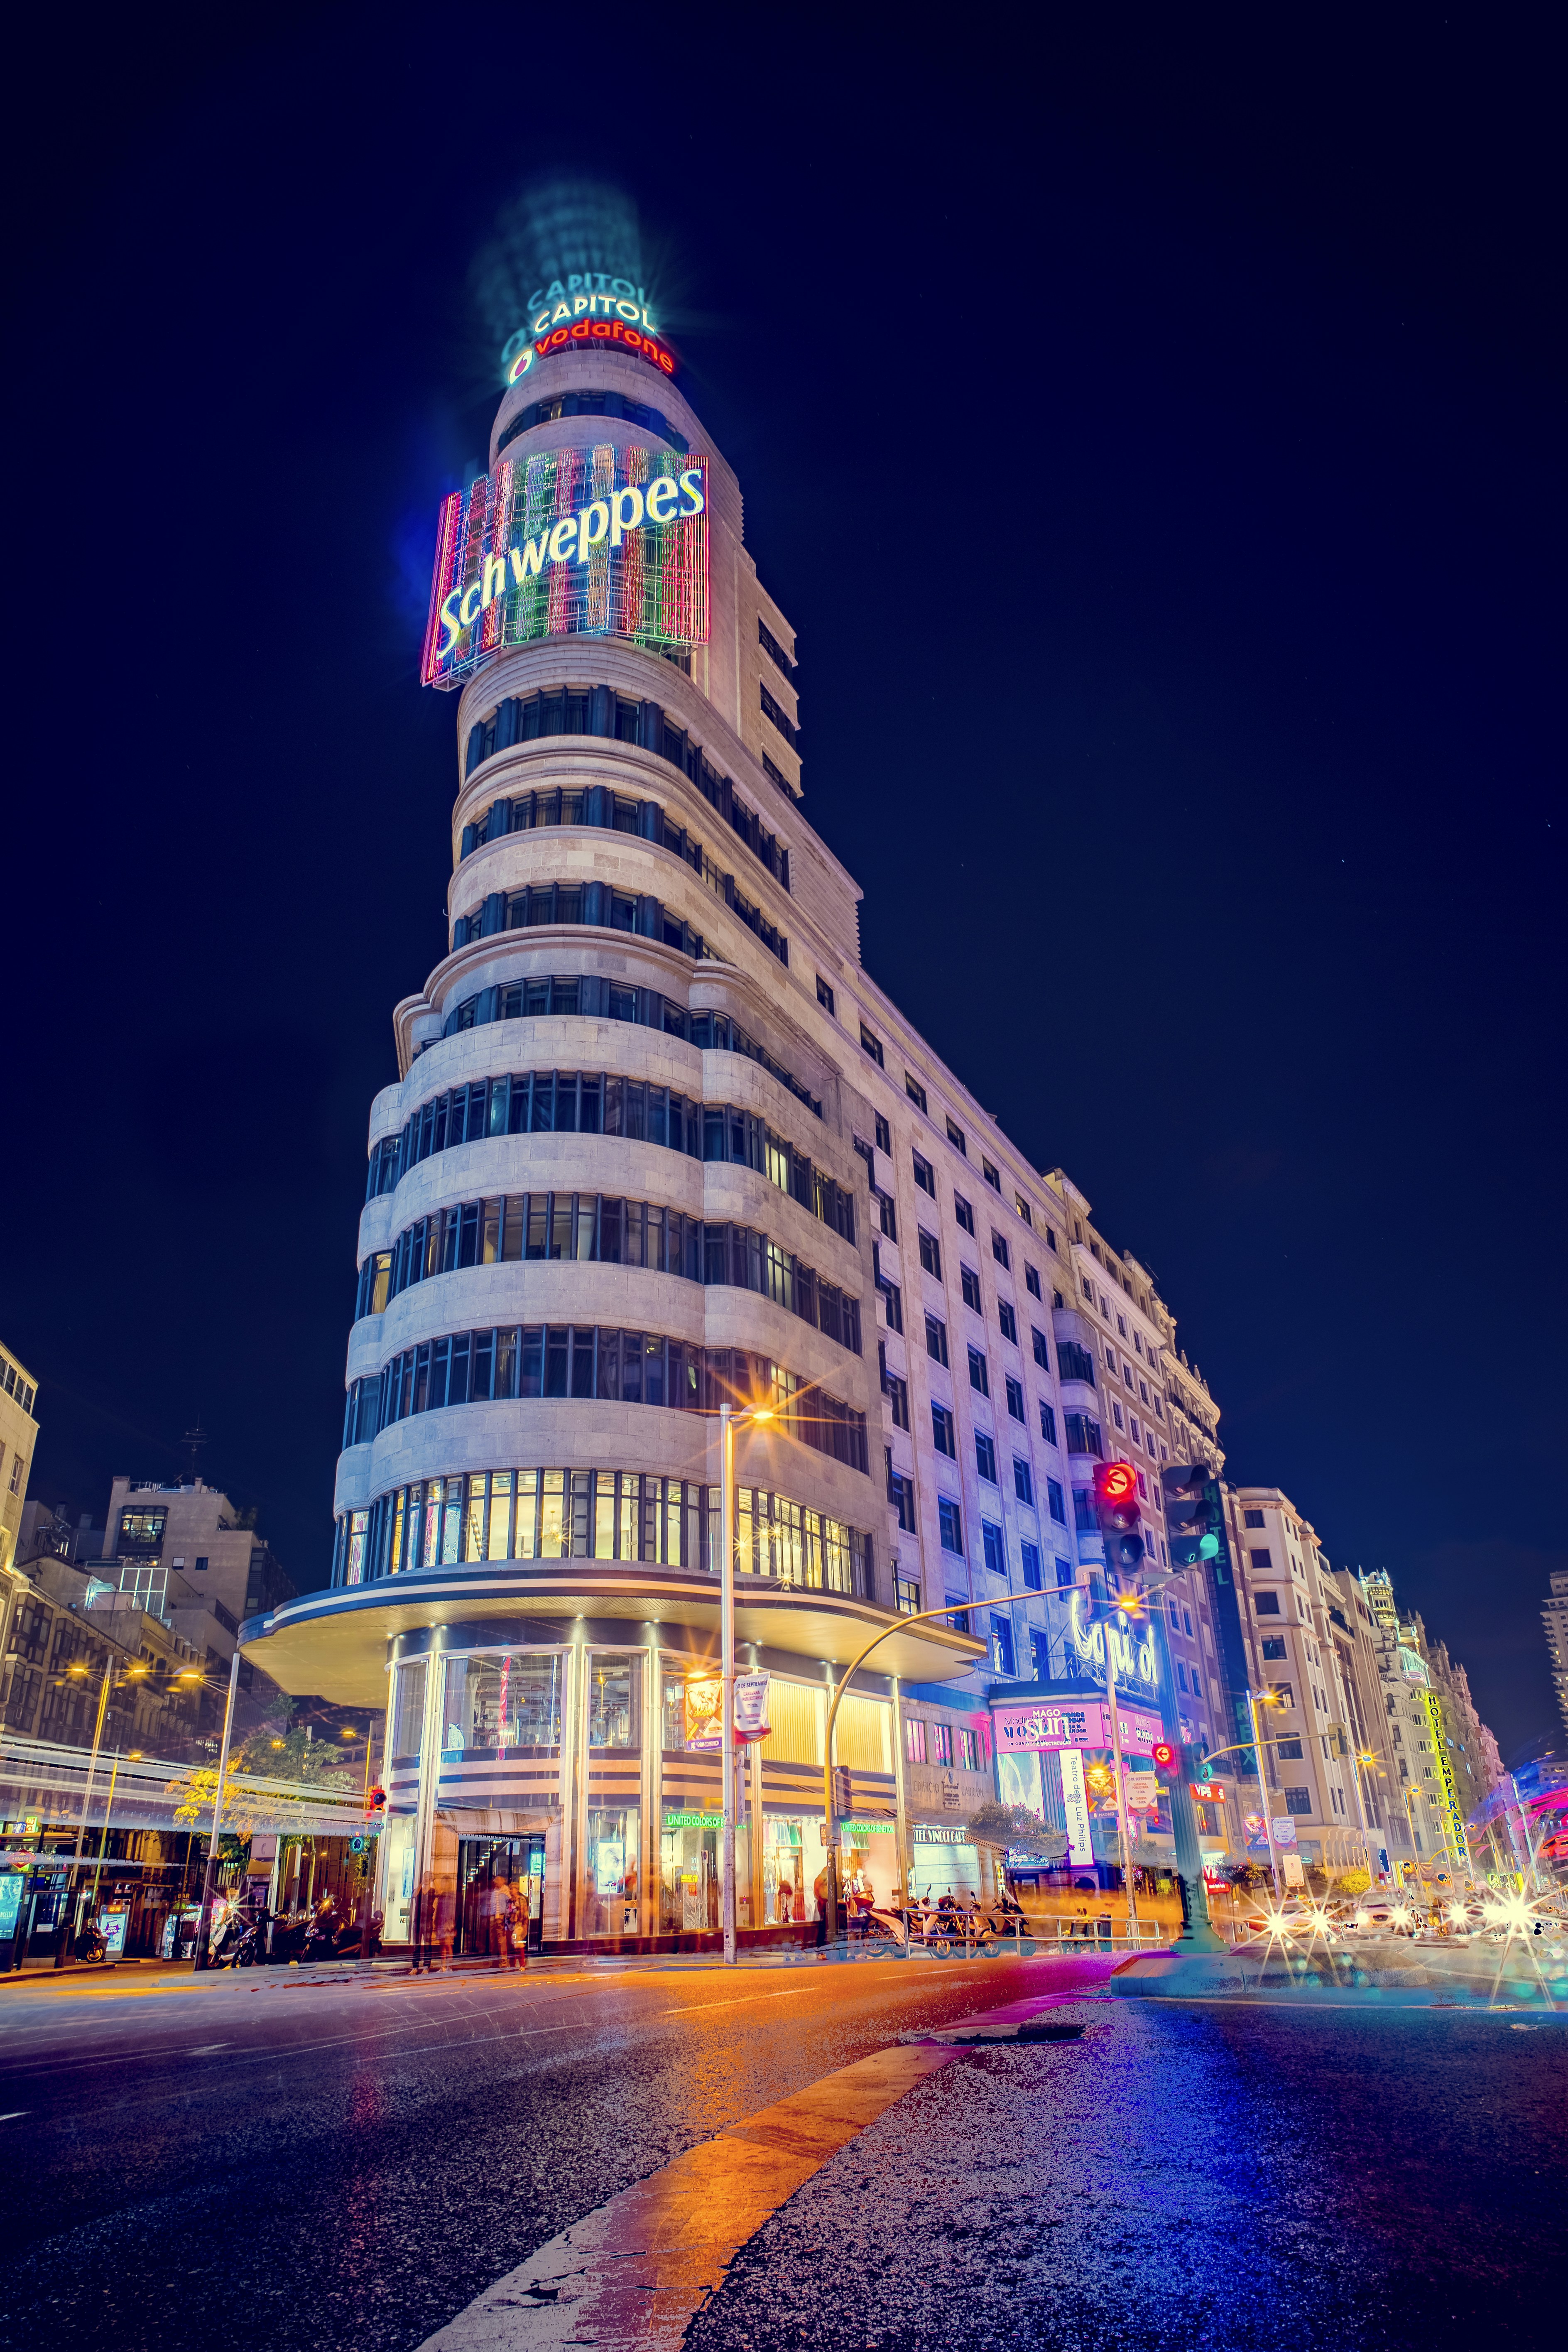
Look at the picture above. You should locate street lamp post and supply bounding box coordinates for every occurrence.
[54,1657,115,1968]
[820,1602,982,1948]
[192,1647,244,1973]
[717,1401,778,1968]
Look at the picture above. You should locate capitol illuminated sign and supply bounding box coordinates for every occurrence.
[501,279,671,385]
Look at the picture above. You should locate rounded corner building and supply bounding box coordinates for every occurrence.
[245,194,1223,1955]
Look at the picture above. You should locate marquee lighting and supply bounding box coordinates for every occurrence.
[421,446,709,688]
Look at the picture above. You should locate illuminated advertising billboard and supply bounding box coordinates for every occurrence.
[420,445,709,690]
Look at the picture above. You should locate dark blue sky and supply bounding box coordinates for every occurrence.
[5,8,1561,1760]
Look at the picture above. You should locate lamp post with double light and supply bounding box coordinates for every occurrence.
[53,1653,151,1966]
[717,1399,777,1967]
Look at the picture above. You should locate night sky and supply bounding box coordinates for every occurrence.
[6,11,1562,1762]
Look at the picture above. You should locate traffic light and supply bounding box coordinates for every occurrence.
[1163,1463,1221,1567]
[1150,1740,1178,1772]
[367,1784,387,1814]
[1093,1460,1145,1573]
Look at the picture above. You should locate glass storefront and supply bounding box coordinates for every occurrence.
[380,1814,418,1944]
[909,1829,981,1902]
[659,1812,753,1931]
[763,1818,812,1923]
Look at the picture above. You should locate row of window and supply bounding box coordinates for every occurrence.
[342,1325,869,1473]
[451,878,717,963]
[357,1192,862,1357]
[434,975,821,1116]
[332,1464,872,1600]
[0,1354,35,1416]
[904,1716,982,1771]
[462,688,789,887]
[365,1070,852,1237]
[927,1403,1069,1519]
[462,764,789,902]
[495,387,687,458]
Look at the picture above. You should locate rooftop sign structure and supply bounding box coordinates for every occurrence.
[421,447,709,688]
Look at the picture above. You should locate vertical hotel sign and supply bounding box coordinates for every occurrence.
[421,445,709,690]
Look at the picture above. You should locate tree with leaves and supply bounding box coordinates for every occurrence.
[966,1801,1068,1859]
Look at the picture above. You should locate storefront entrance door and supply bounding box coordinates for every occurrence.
[456,1836,544,1956]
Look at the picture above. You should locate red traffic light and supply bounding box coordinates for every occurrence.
[367,1784,387,1813]
[1096,1461,1138,1508]
[1151,1741,1178,1771]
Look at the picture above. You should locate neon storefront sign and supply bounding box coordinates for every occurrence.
[421,446,709,688]
[992,1699,1163,1756]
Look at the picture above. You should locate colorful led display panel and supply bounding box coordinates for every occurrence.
[421,445,709,689]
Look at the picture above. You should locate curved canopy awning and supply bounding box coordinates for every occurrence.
[241,1560,984,1708]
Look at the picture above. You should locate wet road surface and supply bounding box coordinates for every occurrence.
[0,1958,1561,2352]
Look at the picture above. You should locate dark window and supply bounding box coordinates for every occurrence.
[1063,1412,1103,1458]
[960,1264,982,1313]
[860,1023,884,1067]
[925,1312,949,1367]
[1031,1327,1050,1371]
[997,1300,1017,1345]
[967,1345,989,1396]
[932,1402,957,1458]
[877,1274,904,1334]
[1025,1264,1042,1300]
[1250,1548,1273,1570]
[981,1521,1005,1576]
[1047,1479,1066,1524]
[759,616,795,676]
[918,1228,941,1278]
[816,974,835,1016]
[912,1151,935,1197]
[938,1498,963,1553]
[1244,1509,1266,1529]
[1057,1341,1096,1385]
[874,1114,890,1153]
[889,1468,917,1534]
[946,1117,966,1155]
[883,1367,910,1430]
[1254,1590,1282,1616]
[1013,1456,1034,1505]
[1004,1375,1026,1422]
[1284,1786,1313,1817]
[760,681,799,748]
[1261,1636,1288,1660]
[975,1432,997,1483]
[905,1073,928,1113]
[954,1193,975,1235]
[991,1231,1010,1270]
[991,1615,1015,1677]
[1039,1400,1057,1446]
[982,1157,1001,1192]
[1055,1555,1075,1586]
[877,1190,898,1242]
[1020,1542,1043,1592]
[1276,1738,1304,1762]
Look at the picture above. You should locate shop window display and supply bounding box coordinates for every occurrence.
[659,1814,752,1933]
[586,1808,640,1936]
[588,1652,642,1748]
[441,1649,564,1756]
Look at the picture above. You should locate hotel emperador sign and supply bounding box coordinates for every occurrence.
[421,448,710,690]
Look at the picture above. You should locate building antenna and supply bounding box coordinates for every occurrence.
[183,1421,209,1485]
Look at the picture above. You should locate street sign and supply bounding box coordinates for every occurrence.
[1189,1781,1223,1801]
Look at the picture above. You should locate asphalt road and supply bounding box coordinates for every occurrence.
[0,1955,1561,2352]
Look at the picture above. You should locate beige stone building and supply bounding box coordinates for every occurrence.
[241,262,1242,1952]
[0,1341,39,1577]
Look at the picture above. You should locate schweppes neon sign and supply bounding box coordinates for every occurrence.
[420,446,709,689]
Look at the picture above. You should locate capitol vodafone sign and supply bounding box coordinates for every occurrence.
[992,1700,1164,1756]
